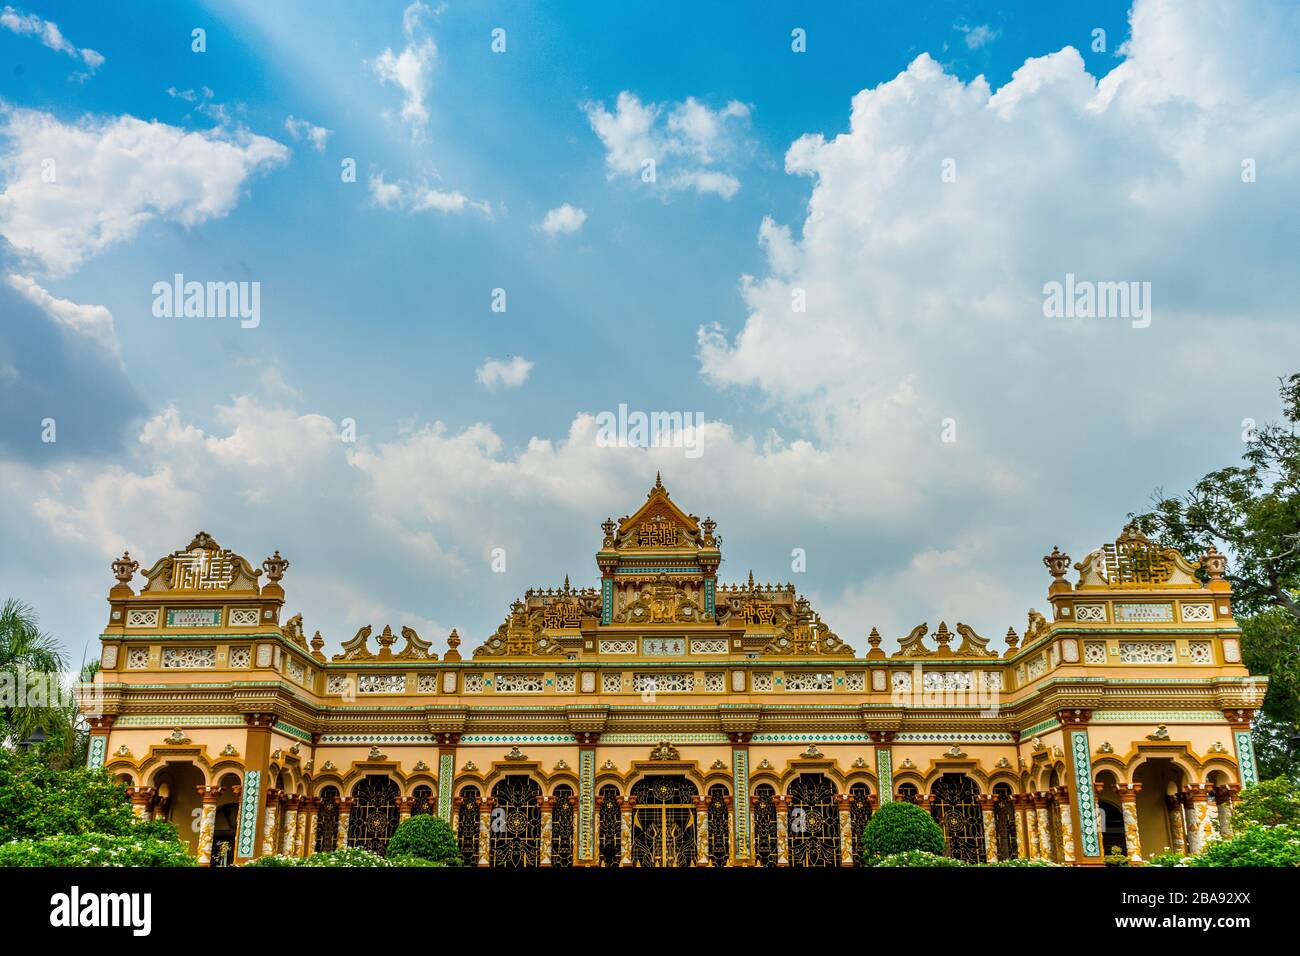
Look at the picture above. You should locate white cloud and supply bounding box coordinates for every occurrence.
[371,1,438,135]
[584,92,750,198]
[536,203,586,236]
[0,5,103,73]
[4,273,117,355]
[475,356,533,390]
[0,107,289,275]
[958,23,1000,49]
[368,172,491,216]
[284,115,332,152]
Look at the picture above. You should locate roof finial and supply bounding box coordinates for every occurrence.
[655,470,663,489]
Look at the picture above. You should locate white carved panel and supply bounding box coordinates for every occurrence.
[633,672,693,693]
[358,673,407,694]
[703,672,725,693]
[581,671,596,693]
[1119,640,1175,663]
[496,673,544,693]
[1114,603,1174,623]
[599,639,637,655]
[1074,604,1106,623]
[731,669,746,692]
[1027,656,1046,680]
[922,671,972,691]
[100,645,119,669]
[891,671,911,693]
[1060,639,1079,663]
[326,674,352,695]
[785,671,834,691]
[1180,603,1213,622]
[125,608,160,628]
[162,647,216,668]
[1083,642,1107,664]
[462,673,484,693]
[752,672,774,692]
[601,672,622,693]
[1188,640,1212,664]
[844,672,866,692]
[691,638,729,655]
[285,658,305,683]
[255,645,273,667]
[229,608,259,627]
[442,672,457,693]
[417,673,438,693]
[871,670,887,692]
[127,647,150,669]
[1222,638,1241,663]
[556,672,576,693]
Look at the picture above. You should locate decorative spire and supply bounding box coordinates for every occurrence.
[934,621,953,651]
[262,550,289,584]
[310,630,325,662]
[1200,545,1227,581]
[111,551,139,588]
[1004,626,1020,659]
[1042,546,1071,581]
[445,628,462,662]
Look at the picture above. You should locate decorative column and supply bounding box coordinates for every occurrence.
[1116,783,1142,862]
[86,715,115,770]
[126,786,155,821]
[727,732,753,863]
[1224,708,1259,788]
[1060,716,1101,862]
[478,797,492,867]
[1165,795,1187,853]
[396,796,415,823]
[694,796,709,866]
[1055,788,1075,864]
[725,795,736,866]
[576,732,598,865]
[1015,794,1032,859]
[1215,784,1239,838]
[279,794,299,856]
[978,794,998,863]
[260,788,281,857]
[435,732,461,824]
[1034,793,1054,862]
[301,797,319,858]
[237,712,278,863]
[835,794,854,867]
[336,796,353,848]
[774,795,789,867]
[539,797,553,867]
[292,800,307,857]
[1186,784,1215,852]
[618,797,635,866]
[195,786,222,866]
[871,731,895,805]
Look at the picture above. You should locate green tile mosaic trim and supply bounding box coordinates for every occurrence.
[732,749,750,859]
[437,752,454,822]
[1071,730,1101,857]
[578,749,595,861]
[87,735,106,769]
[273,720,312,742]
[237,770,261,858]
[750,732,872,743]
[1090,710,1223,723]
[876,748,893,804]
[1235,731,1258,786]
[318,734,435,744]
[1020,718,1061,738]
[458,734,578,743]
[114,714,245,727]
[601,733,729,744]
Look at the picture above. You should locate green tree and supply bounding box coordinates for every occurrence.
[0,598,66,748]
[1232,777,1300,828]
[1133,373,1300,779]
[385,814,461,865]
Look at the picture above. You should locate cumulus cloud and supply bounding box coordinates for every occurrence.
[536,203,586,236]
[284,115,332,151]
[957,23,1000,49]
[0,5,103,74]
[0,107,289,275]
[368,172,492,216]
[371,1,438,135]
[584,92,750,198]
[4,273,117,355]
[475,356,533,390]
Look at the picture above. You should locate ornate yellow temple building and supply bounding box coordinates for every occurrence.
[85,477,1266,866]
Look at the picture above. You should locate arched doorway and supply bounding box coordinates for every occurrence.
[706,784,730,866]
[348,775,399,855]
[930,773,985,864]
[752,784,777,866]
[992,782,1018,860]
[630,776,698,867]
[411,784,433,816]
[1133,758,1187,858]
[211,772,242,866]
[788,773,841,867]
[490,775,542,867]
[597,785,621,866]
[315,786,340,853]
[551,785,575,867]
[848,783,873,866]
[457,786,481,865]
[151,762,206,854]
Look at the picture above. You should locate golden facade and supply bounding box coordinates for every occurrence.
[86,478,1266,866]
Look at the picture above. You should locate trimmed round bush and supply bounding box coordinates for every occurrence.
[385,814,461,865]
[861,801,945,861]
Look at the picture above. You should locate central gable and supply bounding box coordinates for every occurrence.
[613,473,701,552]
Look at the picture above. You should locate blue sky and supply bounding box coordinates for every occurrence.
[2,0,1298,665]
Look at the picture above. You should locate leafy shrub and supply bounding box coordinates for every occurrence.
[385,814,461,865]
[861,801,945,861]
[1183,824,1300,867]
[0,748,137,842]
[0,832,195,867]
[1232,778,1300,828]
[1103,847,1130,867]
[990,857,1060,867]
[299,847,393,867]
[389,855,448,867]
[243,853,300,867]
[872,850,965,867]
[1146,851,1190,867]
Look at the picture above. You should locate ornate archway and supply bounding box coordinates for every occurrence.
[930,773,985,864]
[788,773,841,867]
[489,775,542,867]
[752,784,777,866]
[630,776,698,867]
[707,784,730,866]
[348,775,399,855]
[457,786,481,865]
[551,784,575,867]
[315,785,340,854]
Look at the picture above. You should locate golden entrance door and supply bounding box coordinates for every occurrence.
[630,776,698,867]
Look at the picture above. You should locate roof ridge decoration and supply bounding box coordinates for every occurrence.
[893,623,932,658]
[1073,522,1201,589]
[139,531,263,593]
